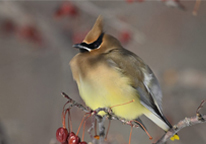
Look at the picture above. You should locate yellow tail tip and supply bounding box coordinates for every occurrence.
[170,137,175,141]
[170,134,180,141]
[174,134,180,140]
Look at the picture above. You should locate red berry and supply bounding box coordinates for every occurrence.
[119,31,131,44]
[56,127,69,143]
[1,20,16,33]
[79,142,87,144]
[61,2,78,17]
[18,26,43,45]
[54,2,78,18]
[69,132,75,137]
[68,132,80,144]
[54,9,64,17]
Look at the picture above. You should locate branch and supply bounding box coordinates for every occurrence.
[154,100,206,144]
[62,92,146,128]
[61,92,143,138]
[61,92,206,144]
[61,92,90,113]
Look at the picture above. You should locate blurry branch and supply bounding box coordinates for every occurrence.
[163,0,185,10]
[0,120,7,144]
[0,1,74,53]
[61,92,90,113]
[0,1,33,26]
[0,1,63,43]
[154,100,206,144]
[193,0,201,16]
[62,92,206,144]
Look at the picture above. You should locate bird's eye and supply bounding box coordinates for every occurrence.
[94,43,99,48]
[88,33,104,50]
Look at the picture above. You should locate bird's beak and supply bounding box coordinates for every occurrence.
[72,43,84,49]
[72,43,91,52]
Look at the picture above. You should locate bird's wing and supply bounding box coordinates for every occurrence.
[141,65,163,114]
[104,48,172,127]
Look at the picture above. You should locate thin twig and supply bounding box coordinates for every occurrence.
[154,100,206,144]
[61,92,90,113]
[193,0,201,16]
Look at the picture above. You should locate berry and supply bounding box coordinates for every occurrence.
[1,20,16,34]
[54,2,78,18]
[119,31,131,44]
[56,127,69,143]
[18,26,43,45]
[69,132,75,137]
[68,132,80,144]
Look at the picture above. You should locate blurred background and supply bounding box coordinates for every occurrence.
[0,1,206,144]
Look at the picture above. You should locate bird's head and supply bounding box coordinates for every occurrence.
[73,16,122,53]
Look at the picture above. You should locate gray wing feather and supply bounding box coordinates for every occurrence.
[142,66,163,114]
[139,66,173,128]
[137,87,162,119]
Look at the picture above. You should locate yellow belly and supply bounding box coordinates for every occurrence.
[76,65,148,120]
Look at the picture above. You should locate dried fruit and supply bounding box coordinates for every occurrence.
[56,127,69,143]
[68,132,80,144]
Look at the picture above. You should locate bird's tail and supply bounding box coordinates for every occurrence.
[144,112,179,141]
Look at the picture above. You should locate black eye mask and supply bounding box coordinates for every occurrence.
[81,33,104,50]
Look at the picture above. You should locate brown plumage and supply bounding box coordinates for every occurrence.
[70,16,179,140]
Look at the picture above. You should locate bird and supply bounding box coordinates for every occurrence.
[70,16,179,141]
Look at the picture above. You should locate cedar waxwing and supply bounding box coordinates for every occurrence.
[70,16,179,140]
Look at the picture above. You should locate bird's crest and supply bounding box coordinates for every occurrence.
[83,15,103,44]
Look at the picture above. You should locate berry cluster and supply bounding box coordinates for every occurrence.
[56,101,88,144]
[56,128,86,144]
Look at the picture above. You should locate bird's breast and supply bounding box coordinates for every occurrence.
[70,55,148,120]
